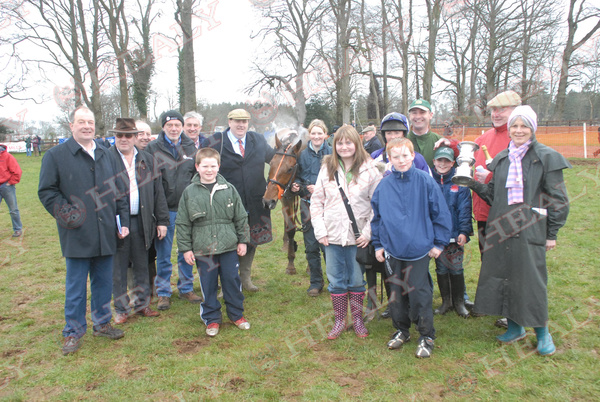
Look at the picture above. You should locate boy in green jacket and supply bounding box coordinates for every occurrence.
[176,148,251,337]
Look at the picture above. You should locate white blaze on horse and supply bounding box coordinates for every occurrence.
[262,129,303,275]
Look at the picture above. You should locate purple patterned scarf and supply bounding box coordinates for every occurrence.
[506,139,532,205]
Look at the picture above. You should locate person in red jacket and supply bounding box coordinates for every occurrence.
[472,90,521,325]
[0,144,23,237]
[473,90,522,253]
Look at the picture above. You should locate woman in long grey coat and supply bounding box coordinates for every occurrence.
[468,105,570,356]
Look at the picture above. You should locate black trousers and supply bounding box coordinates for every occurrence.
[387,254,435,341]
[113,216,150,313]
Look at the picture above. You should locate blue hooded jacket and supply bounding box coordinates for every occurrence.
[371,163,452,260]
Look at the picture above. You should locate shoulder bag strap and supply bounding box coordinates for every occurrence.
[334,171,361,239]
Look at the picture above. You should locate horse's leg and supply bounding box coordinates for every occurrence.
[282,197,297,275]
[285,227,297,275]
[281,225,289,253]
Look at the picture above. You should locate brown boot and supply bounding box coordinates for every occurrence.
[179,291,203,303]
[157,296,171,310]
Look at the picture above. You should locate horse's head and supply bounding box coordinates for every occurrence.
[263,134,302,210]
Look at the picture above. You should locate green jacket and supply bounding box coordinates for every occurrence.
[176,173,250,257]
[407,130,442,169]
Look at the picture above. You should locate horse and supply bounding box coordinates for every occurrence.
[262,133,303,275]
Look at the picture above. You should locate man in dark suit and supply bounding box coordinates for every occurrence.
[39,106,130,355]
[108,118,169,324]
[208,109,275,291]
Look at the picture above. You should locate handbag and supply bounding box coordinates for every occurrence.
[334,172,377,266]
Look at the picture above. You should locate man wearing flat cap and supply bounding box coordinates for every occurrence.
[209,108,275,292]
[362,125,382,154]
[473,90,522,255]
[145,110,201,310]
[109,118,169,324]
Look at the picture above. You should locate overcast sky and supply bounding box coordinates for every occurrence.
[1,0,265,125]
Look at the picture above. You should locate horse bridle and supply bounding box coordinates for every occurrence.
[267,143,299,200]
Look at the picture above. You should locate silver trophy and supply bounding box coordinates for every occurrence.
[452,141,480,186]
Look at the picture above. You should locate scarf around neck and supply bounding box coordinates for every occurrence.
[506,139,532,205]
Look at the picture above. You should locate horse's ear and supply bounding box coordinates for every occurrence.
[293,140,302,155]
[275,135,282,149]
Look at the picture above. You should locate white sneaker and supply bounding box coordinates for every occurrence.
[206,323,219,337]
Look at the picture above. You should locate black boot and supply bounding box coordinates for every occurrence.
[450,273,470,318]
[434,273,453,315]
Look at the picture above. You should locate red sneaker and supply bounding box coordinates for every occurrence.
[233,317,250,330]
[206,323,220,337]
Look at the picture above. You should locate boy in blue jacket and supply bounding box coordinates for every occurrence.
[371,138,452,358]
[431,146,473,318]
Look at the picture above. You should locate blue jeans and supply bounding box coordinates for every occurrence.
[64,256,114,338]
[324,244,366,294]
[0,183,22,232]
[197,250,244,325]
[26,147,32,156]
[154,211,195,297]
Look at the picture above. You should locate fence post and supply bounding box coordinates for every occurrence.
[583,123,587,159]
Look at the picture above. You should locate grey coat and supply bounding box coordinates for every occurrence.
[109,147,170,250]
[470,140,571,327]
[38,138,130,258]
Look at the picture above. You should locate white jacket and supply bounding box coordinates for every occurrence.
[310,159,383,246]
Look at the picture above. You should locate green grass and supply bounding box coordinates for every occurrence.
[1,154,599,400]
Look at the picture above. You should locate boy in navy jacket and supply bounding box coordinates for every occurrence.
[371,138,452,358]
[431,146,473,318]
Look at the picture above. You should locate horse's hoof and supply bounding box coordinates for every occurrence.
[286,267,297,275]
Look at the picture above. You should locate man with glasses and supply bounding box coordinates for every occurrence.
[108,118,169,324]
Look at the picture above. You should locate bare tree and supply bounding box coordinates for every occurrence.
[175,0,197,113]
[247,0,327,125]
[329,0,354,124]
[469,0,521,99]
[554,0,600,119]
[99,0,130,116]
[422,0,443,101]
[434,4,476,118]
[11,0,111,134]
[128,0,157,120]
[383,0,413,112]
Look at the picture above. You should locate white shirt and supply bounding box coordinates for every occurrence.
[227,130,246,156]
[117,148,140,215]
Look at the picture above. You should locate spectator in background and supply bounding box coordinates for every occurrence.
[362,125,382,155]
[31,135,39,157]
[183,112,206,149]
[0,144,23,237]
[36,135,42,155]
[135,121,153,151]
[25,136,32,157]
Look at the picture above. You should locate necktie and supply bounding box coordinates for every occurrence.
[239,139,245,157]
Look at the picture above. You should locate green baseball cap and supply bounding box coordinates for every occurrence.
[434,146,455,162]
[409,99,432,112]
